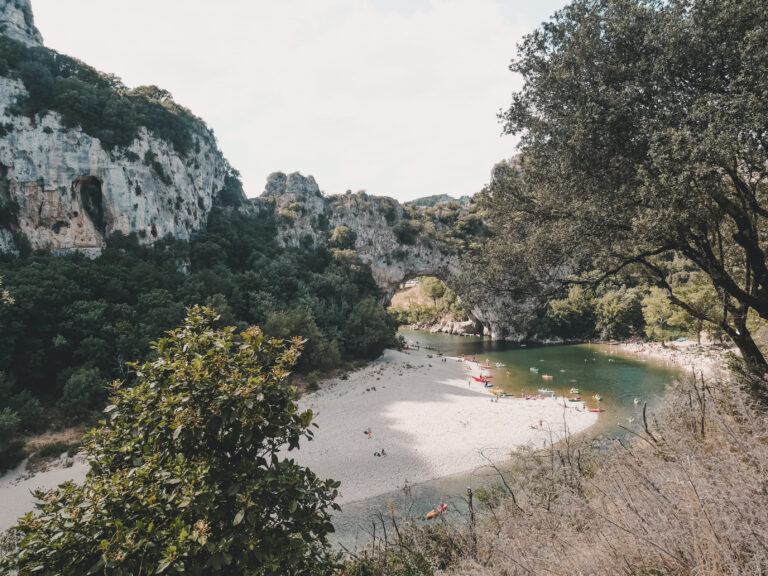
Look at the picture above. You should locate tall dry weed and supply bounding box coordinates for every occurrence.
[349,373,768,575]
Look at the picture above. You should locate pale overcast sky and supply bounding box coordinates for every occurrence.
[32,0,567,201]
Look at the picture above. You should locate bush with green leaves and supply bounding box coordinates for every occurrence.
[60,366,106,413]
[1,307,340,575]
[0,36,204,154]
[0,204,396,418]
[344,297,398,359]
[328,225,356,250]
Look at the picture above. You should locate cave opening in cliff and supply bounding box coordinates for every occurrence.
[75,176,106,234]
[387,276,478,335]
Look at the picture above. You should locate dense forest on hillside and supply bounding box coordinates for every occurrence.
[0,204,397,469]
[0,35,205,153]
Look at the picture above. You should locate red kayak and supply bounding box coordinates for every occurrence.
[472,376,491,382]
[479,365,492,369]
[589,408,606,413]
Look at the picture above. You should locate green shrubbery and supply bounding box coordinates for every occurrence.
[0,36,205,154]
[0,205,397,430]
[1,308,341,575]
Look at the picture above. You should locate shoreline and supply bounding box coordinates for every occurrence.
[0,338,726,532]
[610,339,732,379]
[0,454,88,532]
[293,348,598,505]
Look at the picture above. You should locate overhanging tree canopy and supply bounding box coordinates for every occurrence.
[487,0,768,379]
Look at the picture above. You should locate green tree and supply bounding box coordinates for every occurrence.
[491,0,768,379]
[667,273,721,344]
[642,288,674,343]
[594,286,643,340]
[264,308,341,372]
[546,286,596,339]
[0,406,22,471]
[344,298,397,359]
[328,225,356,250]
[2,307,340,575]
[61,366,106,414]
[420,277,446,307]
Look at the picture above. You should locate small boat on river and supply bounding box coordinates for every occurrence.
[568,396,581,402]
[530,367,539,373]
[538,388,555,395]
[541,374,553,380]
[589,408,606,413]
[570,387,580,394]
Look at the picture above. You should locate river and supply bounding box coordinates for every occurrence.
[330,330,681,551]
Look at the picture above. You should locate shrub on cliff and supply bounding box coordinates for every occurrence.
[1,307,341,575]
[328,225,356,250]
[0,36,202,154]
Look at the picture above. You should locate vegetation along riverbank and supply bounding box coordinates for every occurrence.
[2,0,768,573]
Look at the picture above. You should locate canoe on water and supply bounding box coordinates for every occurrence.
[472,376,492,382]
[589,408,606,413]
[541,374,554,380]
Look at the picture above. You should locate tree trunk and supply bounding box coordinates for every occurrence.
[731,327,768,380]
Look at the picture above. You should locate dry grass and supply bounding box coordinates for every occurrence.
[348,373,768,575]
[390,285,431,310]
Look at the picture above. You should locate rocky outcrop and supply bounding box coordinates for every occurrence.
[255,172,532,341]
[259,172,462,300]
[0,77,229,253]
[0,0,534,341]
[0,0,42,46]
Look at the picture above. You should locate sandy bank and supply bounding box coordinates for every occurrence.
[0,455,88,532]
[615,340,732,379]
[294,349,598,504]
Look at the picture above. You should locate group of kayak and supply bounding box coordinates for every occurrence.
[466,357,611,413]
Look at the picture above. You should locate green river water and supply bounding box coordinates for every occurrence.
[331,330,682,551]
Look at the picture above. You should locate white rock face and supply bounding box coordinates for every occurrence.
[262,172,462,298]
[0,0,42,46]
[258,172,536,340]
[0,77,229,252]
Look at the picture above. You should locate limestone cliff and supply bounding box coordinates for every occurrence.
[259,172,462,299]
[0,0,41,47]
[255,172,532,341]
[0,1,233,254]
[0,77,229,253]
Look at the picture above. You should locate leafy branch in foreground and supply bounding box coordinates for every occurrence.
[1,306,340,576]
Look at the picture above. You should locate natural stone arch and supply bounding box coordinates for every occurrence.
[261,171,519,338]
